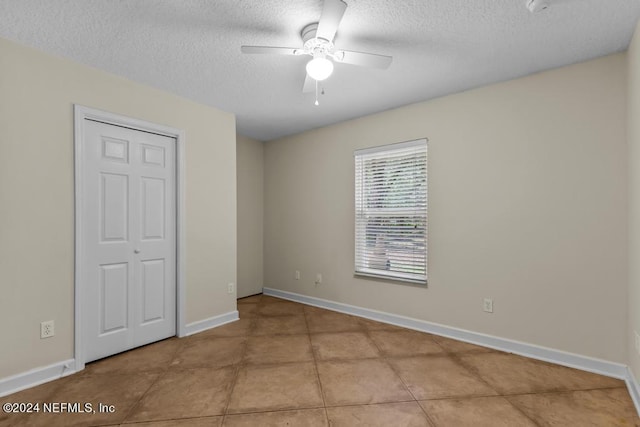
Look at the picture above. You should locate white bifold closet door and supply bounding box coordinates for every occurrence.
[81,119,176,363]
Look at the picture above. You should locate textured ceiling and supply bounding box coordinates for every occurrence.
[0,0,639,141]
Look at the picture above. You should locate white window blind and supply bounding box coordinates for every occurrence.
[354,139,427,284]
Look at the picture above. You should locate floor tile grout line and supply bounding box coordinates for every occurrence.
[362,316,535,426]
[496,385,632,398]
[383,355,438,424]
[220,313,257,417]
[361,326,418,402]
[322,398,424,409]
[32,294,634,426]
[417,347,535,425]
[503,388,639,427]
[302,304,330,424]
[500,397,543,427]
[119,338,186,424]
[449,351,626,399]
[449,354,541,408]
[118,367,171,424]
[118,414,222,425]
[445,351,503,398]
[220,302,261,425]
[387,358,438,427]
[353,325,440,426]
[295,297,487,415]
[117,367,235,424]
[224,404,327,418]
[223,296,325,419]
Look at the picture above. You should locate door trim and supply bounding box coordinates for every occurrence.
[73,105,186,371]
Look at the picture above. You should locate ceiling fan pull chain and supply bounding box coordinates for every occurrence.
[315,79,319,106]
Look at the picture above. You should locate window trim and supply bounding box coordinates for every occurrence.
[354,138,428,286]
[354,269,427,285]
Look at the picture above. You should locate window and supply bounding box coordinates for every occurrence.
[354,139,427,284]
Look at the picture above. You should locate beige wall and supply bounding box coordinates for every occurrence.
[629,21,640,380]
[0,37,237,378]
[265,53,628,363]
[236,134,264,298]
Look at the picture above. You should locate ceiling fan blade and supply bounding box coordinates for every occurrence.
[334,50,393,69]
[303,73,315,93]
[241,46,302,55]
[316,0,347,42]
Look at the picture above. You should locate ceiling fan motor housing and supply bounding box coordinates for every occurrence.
[301,23,334,58]
[301,23,322,43]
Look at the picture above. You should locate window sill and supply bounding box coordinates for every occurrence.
[354,270,427,287]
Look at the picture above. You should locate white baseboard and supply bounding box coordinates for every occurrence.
[4,298,639,416]
[0,311,238,398]
[264,287,640,415]
[184,310,239,336]
[626,367,640,414]
[265,286,640,416]
[0,359,76,398]
[263,287,628,380]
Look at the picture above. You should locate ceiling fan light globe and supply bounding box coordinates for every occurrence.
[306,57,334,81]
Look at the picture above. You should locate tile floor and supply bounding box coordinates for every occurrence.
[1,294,638,426]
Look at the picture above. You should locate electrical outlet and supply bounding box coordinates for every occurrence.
[227,283,235,294]
[315,273,322,285]
[295,270,300,280]
[635,331,640,356]
[483,298,493,313]
[40,320,55,339]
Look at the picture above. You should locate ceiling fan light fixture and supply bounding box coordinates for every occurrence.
[306,56,334,81]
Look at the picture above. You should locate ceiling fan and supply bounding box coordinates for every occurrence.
[241,0,392,101]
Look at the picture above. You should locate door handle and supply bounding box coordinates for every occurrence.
[134,249,141,254]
